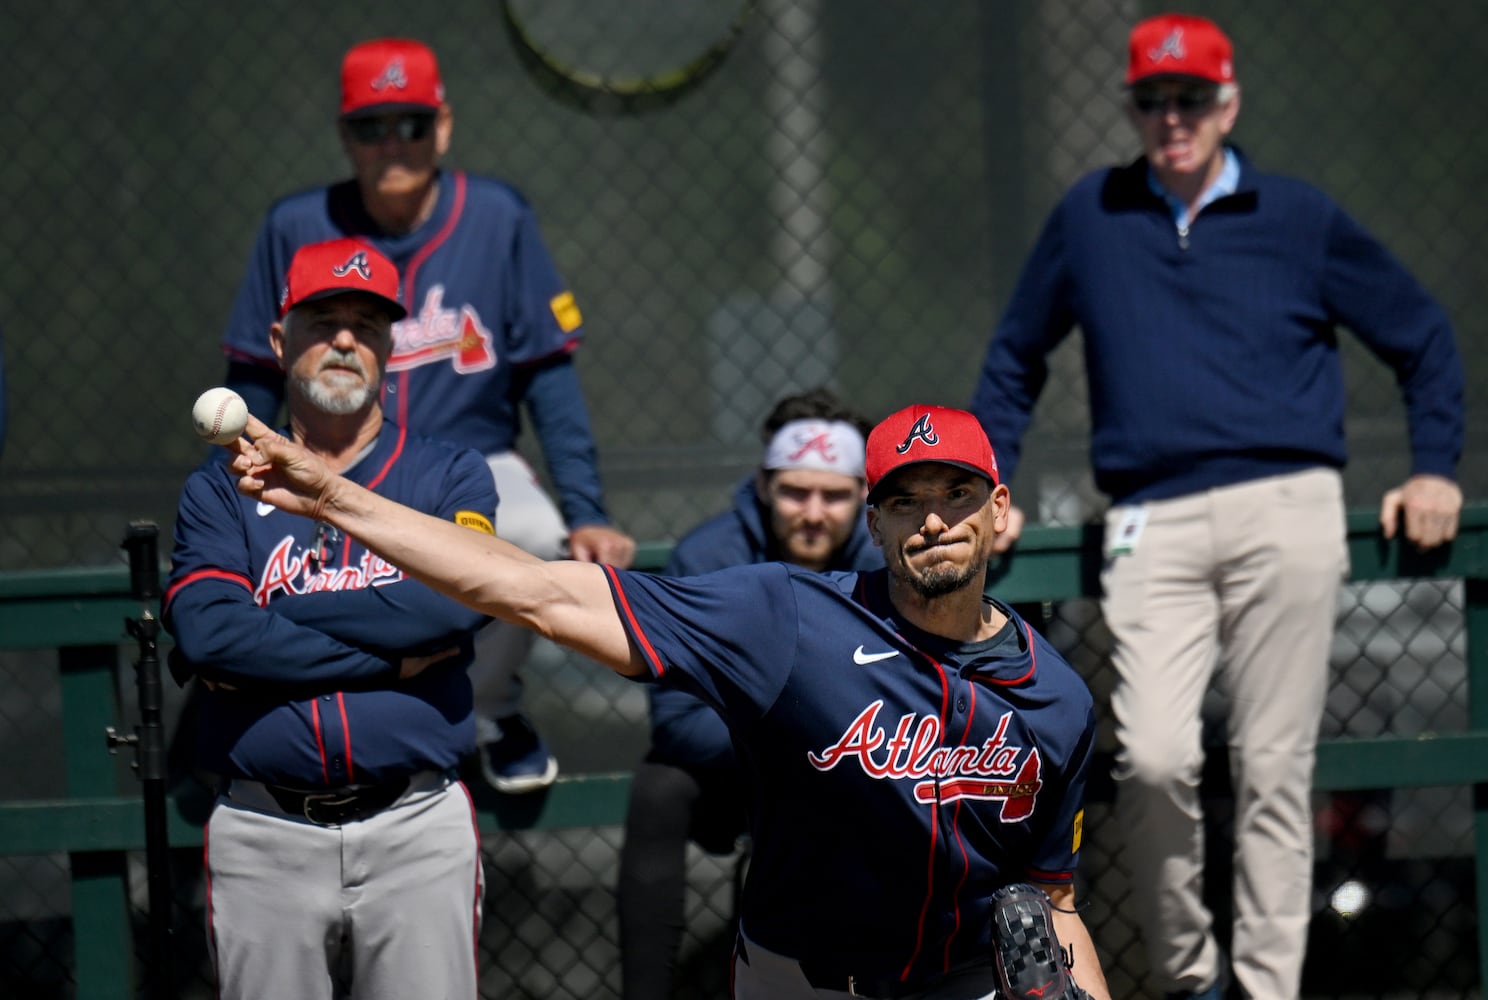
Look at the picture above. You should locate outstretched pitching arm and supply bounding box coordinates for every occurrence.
[230,415,647,678]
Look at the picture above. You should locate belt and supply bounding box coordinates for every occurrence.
[738,936,924,999]
[798,961,922,999]
[262,777,411,827]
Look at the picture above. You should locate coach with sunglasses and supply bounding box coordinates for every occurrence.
[218,38,635,797]
[970,13,1463,1000]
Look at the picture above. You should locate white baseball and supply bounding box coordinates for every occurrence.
[192,387,249,445]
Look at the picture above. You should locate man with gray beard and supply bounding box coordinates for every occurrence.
[164,237,497,999]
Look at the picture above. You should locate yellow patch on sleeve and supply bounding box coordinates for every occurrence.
[550,291,583,333]
[454,511,495,535]
[1071,809,1084,854]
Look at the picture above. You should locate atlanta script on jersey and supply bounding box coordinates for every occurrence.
[163,419,497,787]
[604,562,1097,989]
[221,169,609,528]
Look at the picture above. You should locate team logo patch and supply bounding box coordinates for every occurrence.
[550,291,583,333]
[809,705,1043,822]
[895,413,939,454]
[1149,27,1186,64]
[1071,809,1084,853]
[372,58,409,92]
[332,251,373,281]
[455,511,495,535]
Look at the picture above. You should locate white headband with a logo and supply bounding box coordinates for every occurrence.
[762,419,866,478]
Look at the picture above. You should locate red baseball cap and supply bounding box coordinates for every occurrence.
[279,238,407,320]
[340,38,446,118]
[1127,14,1234,85]
[865,405,999,503]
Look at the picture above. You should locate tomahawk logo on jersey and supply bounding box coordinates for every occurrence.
[600,560,1096,980]
[809,705,1044,821]
[387,284,497,374]
[221,173,591,465]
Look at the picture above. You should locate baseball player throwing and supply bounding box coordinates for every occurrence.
[619,388,884,998]
[220,37,634,792]
[226,402,1113,999]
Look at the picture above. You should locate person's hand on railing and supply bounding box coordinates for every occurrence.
[1380,474,1463,551]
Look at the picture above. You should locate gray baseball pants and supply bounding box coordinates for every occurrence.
[205,772,484,1000]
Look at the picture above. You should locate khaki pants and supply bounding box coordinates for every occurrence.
[1101,469,1348,1000]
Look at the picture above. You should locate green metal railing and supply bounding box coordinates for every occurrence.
[2,504,1486,997]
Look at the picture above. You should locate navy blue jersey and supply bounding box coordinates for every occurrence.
[605,563,1095,983]
[163,419,496,787]
[221,171,609,527]
[650,477,883,771]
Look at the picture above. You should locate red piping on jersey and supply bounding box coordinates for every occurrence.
[942,675,979,969]
[204,825,221,1000]
[311,697,330,785]
[392,171,468,428]
[900,655,955,982]
[976,622,1038,687]
[336,692,354,782]
[458,781,483,976]
[520,339,582,366]
[163,568,252,614]
[324,423,407,569]
[604,565,666,677]
[363,423,406,491]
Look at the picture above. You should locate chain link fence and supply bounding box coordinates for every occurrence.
[1,0,1484,996]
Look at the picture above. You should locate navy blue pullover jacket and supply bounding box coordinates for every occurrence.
[971,151,1464,504]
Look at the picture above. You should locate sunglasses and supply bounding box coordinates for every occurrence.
[344,114,436,145]
[1131,87,1219,116]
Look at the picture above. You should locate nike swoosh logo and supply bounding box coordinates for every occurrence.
[256,502,275,517]
[853,646,900,665]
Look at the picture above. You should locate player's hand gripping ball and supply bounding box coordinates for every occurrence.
[192,387,250,445]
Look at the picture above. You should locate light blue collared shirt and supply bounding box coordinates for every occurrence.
[1148,147,1240,231]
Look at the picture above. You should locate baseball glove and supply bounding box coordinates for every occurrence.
[989,883,1091,1000]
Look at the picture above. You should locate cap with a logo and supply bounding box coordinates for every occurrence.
[340,38,446,119]
[279,238,407,320]
[865,405,999,503]
[1127,13,1234,85]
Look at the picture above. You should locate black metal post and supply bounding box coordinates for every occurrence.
[121,521,175,1000]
